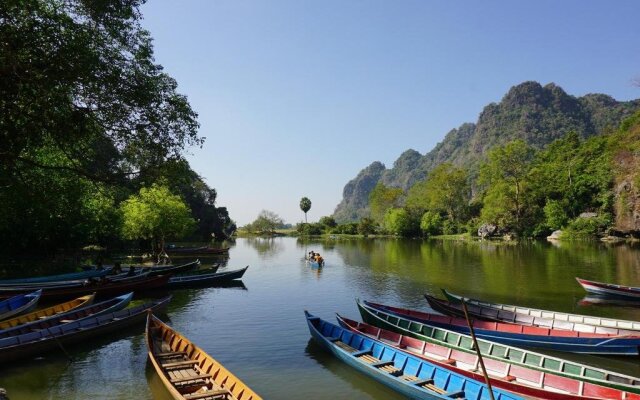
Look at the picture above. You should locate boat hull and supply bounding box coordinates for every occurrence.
[577,277,640,299]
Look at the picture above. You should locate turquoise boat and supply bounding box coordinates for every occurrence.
[0,269,110,285]
[305,311,523,400]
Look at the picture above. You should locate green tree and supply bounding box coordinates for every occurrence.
[120,184,195,258]
[1,0,202,184]
[357,217,377,236]
[369,183,403,223]
[383,208,419,237]
[319,216,337,229]
[406,163,470,223]
[250,210,284,234]
[420,211,443,236]
[479,140,534,234]
[300,197,312,222]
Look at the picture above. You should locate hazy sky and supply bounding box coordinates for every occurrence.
[140,1,640,225]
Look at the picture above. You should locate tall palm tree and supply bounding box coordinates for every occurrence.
[300,197,311,223]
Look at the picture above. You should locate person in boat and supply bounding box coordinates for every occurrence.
[112,262,122,275]
[308,251,315,261]
[127,265,136,276]
[314,253,324,266]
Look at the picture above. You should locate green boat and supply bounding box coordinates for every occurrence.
[357,299,640,394]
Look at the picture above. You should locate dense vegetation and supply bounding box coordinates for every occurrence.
[324,113,640,239]
[0,0,232,255]
[334,82,640,224]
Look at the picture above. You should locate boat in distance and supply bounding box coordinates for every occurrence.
[577,277,640,299]
[166,266,248,289]
[356,299,640,394]
[0,293,95,330]
[0,292,133,338]
[338,314,640,400]
[442,289,640,334]
[0,289,42,321]
[146,313,262,400]
[0,295,170,365]
[306,311,522,400]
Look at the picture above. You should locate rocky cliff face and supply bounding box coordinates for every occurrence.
[613,115,640,234]
[333,161,386,223]
[333,81,640,223]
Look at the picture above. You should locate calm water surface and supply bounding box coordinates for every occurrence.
[3,237,640,399]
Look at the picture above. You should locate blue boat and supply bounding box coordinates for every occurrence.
[167,266,248,289]
[0,290,42,321]
[0,292,133,338]
[305,311,523,400]
[367,300,640,356]
[0,269,110,285]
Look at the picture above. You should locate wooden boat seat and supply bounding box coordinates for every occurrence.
[157,351,188,358]
[401,375,419,382]
[60,319,75,323]
[184,389,231,399]
[162,360,199,369]
[334,340,357,353]
[170,373,212,385]
[358,354,379,364]
[371,360,394,368]
[378,364,403,376]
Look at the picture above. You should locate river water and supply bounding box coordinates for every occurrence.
[2,237,640,399]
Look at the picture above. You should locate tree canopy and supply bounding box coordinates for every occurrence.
[368,182,403,224]
[300,197,311,222]
[120,184,195,257]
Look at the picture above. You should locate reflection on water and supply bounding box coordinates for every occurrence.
[3,237,640,399]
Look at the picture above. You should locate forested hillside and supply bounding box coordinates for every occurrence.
[334,82,640,223]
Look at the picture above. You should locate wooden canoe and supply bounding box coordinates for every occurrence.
[577,277,640,299]
[337,314,640,400]
[0,269,109,285]
[0,290,42,321]
[0,292,132,338]
[0,293,95,330]
[146,313,261,400]
[166,246,230,255]
[433,291,639,335]
[356,299,640,394]
[0,274,171,301]
[306,311,522,400]
[166,266,248,289]
[0,296,170,364]
[391,297,640,355]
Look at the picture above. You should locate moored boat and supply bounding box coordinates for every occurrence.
[357,299,640,393]
[306,311,522,400]
[0,269,110,285]
[577,277,640,299]
[433,291,639,335]
[166,266,248,289]
[0,273,171,301]
[338,314,640,399]
[385,297,640,355]
[146,313,262,400]
[0,292,133,338]
[443,289,640,334]
[166,246,229,255]
[0,296,170,364]
[0,290,42,321]
[0,293,95,330]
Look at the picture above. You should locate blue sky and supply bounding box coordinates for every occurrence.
[140,1,640,225]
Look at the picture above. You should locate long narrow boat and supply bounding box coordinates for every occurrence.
[0,290,42,320]
[0,274,171,301]
[442,289,640,334]
[356,299,640,393]
[373,298,640,355]
[0,293,95,330]
[0,269,109,285]
[0,296,170,364]
[146,313,261,400]
[167,266,248,290]
[577,277,640,299]
[0,292,133,338]
[306,311,522,400]
[338,314,640,399]
[166,246,229,255]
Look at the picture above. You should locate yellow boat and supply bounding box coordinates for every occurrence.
[146,313,262,400]
[0,293,95,330]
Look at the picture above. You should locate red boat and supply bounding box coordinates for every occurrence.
[337,314,640,400]
[0,274,171,301]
